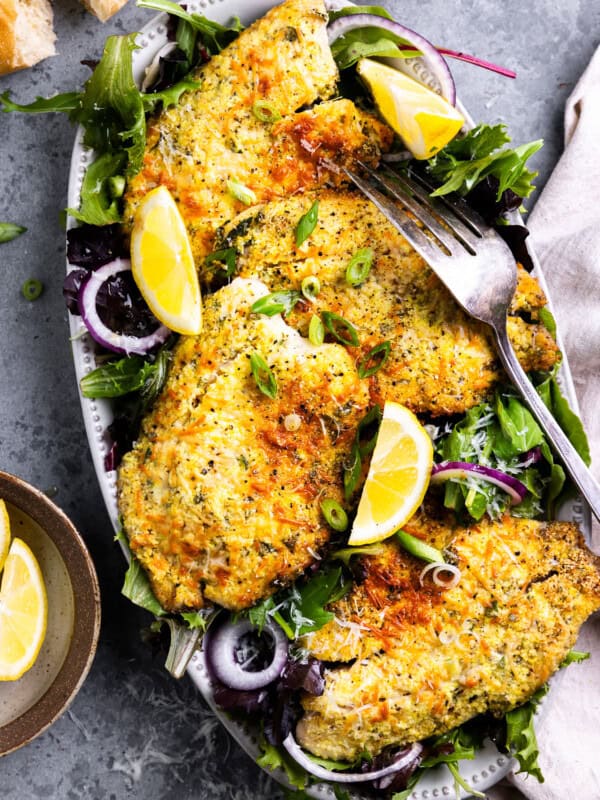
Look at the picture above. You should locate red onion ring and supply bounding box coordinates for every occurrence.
[78,259,171,355]
[283,732,423,783]
[207,618,288,691]
[430,461,527,505]
[327,13,456,105]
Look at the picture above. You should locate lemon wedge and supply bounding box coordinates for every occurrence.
[0,500,10,573]
[0,537,48,681]
[131,185,202,336]
[357,58,464,159]
[348,401,433,546]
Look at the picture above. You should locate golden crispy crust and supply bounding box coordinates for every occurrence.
[0,0,17,76]
[118,279,370,612]
[220,189,560,416]
[297,513,600,760]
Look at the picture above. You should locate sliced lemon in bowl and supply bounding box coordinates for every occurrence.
[348,401,433,546]
[0,500,10,573]
[0,537,48,681]
[131,185,202,336]
[357,57,465,159]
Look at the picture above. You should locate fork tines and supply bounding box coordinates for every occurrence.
[344,162,483,259]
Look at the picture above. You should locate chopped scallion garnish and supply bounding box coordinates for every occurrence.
[395,529,445,563]
[357,341,391,378]
[251,100,282,123]
[0,222,26,243]
[301,275,320,302]
[21,278,43,301]
[249,351,277,399]
[227,178,256,205]
[321,310,359,346]
[345,247,374,287]
[295,199,319,247]
[320,498,348,532]
[308,314,325,346]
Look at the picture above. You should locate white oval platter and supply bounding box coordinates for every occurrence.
[66,1,590,797]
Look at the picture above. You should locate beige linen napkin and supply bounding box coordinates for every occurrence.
[487,44,600,800]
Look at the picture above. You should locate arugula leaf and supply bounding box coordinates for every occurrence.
[137,0,243,53]
[67,151,127,226]
[328,6,412,70]
[0,91,81,114]
[76,34,146,176]
[536,373,591,465]
[141,77,201,113]
[427,123,543,200]
[0,222,26,243]
[80,355,158,398]
[504,686,548,782]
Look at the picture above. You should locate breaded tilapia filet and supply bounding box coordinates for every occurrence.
[296,513,600,761]
[118,278,370,612]
[218,189,560,416]
[123,0,392,266]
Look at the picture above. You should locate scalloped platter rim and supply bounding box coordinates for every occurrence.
[66,2,591,798]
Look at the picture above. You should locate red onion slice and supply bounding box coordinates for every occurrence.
[283,732,423,783]
[78,259,171,355]
[327,13,456,105]
[207,618,288,691]
[430,461,527,505]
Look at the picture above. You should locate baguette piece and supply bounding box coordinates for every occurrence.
[79,0,129,22]
[0,0,56,76]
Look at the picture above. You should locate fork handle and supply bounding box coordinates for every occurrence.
[493,322,600,523]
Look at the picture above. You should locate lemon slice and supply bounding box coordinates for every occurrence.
[0,500,10,573]
[0,537,48,681]
[348,401,433,546]
[131,185,202,336]
[357,58,465,159]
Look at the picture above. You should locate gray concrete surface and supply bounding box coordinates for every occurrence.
[0,0,598,797]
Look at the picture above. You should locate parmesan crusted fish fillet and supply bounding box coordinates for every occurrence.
[296,513,600,761]
[217,189,560,416]
[123,0,392,267]
[117,278,370,612]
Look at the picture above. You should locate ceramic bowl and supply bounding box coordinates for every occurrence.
[0,470,101,756]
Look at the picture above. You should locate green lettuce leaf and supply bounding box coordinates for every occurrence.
[505,686,548,781]
[427,123,543,200]
[67,151,127,226]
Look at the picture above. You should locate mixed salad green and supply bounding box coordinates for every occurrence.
[1,2,593,797]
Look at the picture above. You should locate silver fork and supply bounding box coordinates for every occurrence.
[344,161,600,522]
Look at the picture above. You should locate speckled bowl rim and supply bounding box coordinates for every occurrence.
[0,470,101,757]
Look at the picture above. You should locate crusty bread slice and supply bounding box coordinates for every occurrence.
[79,0,129,22]
[0,0,56,76]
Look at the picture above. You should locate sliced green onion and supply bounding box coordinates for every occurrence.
[108,175,126,199]
[249,351,277,399]
[301,275,320,302]
[252,100,282,123]
[357,341,391,379]
[321,311,359,347]
[0,222,26,244]
[251,290,301,317]
[295,200,319,247]
[205,247,237,277]
[395,529,445,563]
[343,444,362,500]
[357,404,382,456]
[21,278,43,301]
[320,498,348,532]
[345,247,374,287]
[308,314,325,346]
[227,178,256,205]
